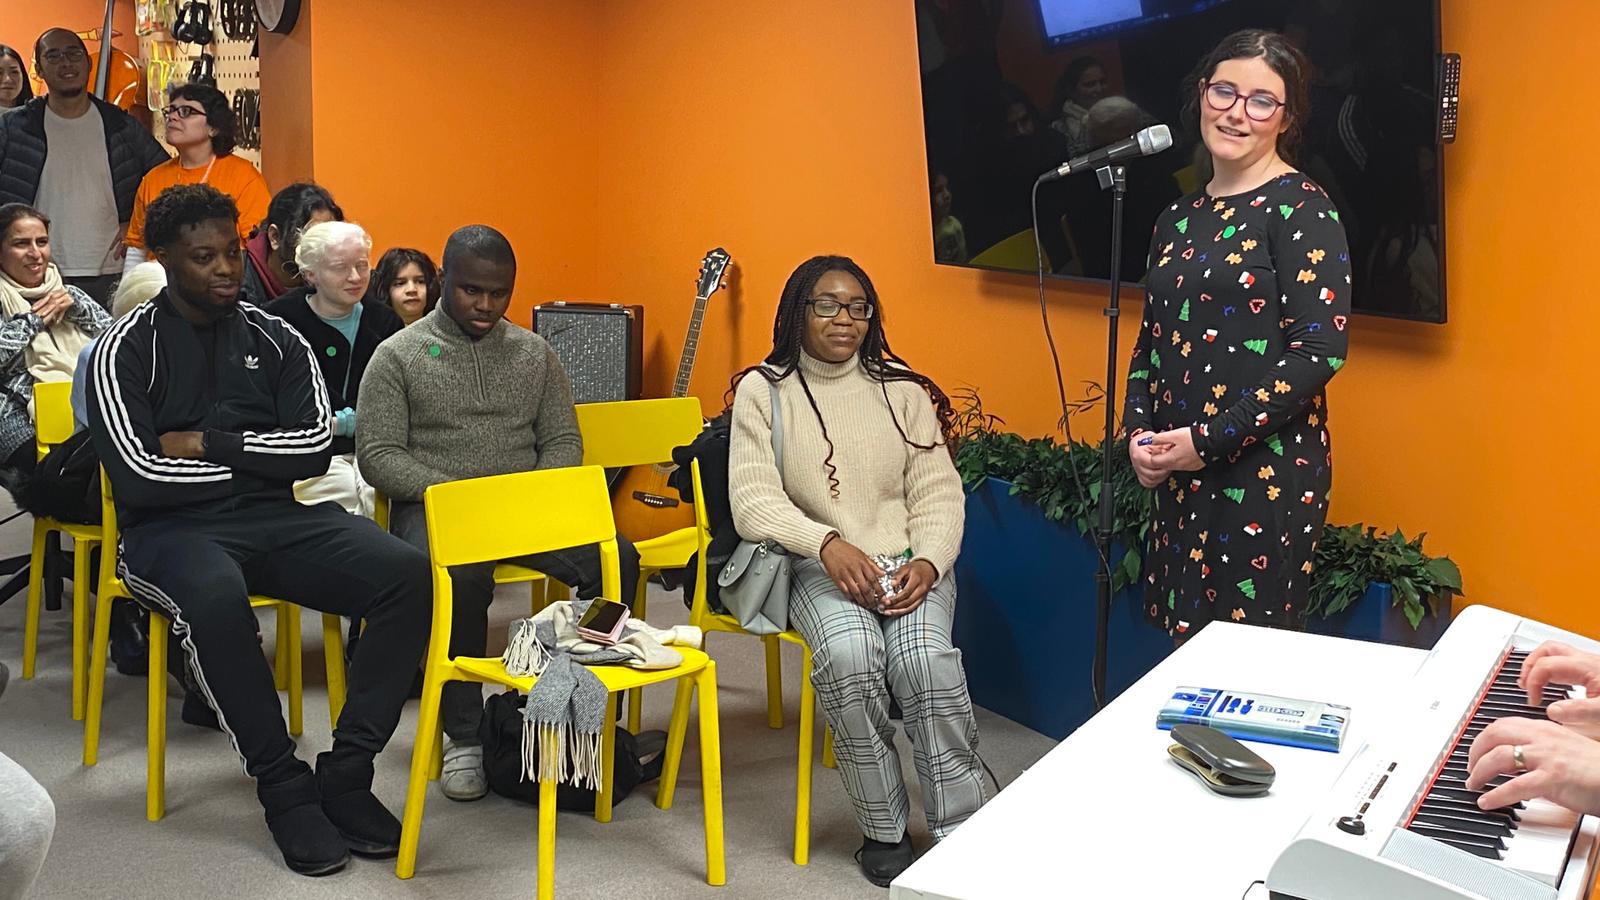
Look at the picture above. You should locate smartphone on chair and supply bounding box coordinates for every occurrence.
[576,598,630,645]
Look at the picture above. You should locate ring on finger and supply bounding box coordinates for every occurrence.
[1513,744,1528,774]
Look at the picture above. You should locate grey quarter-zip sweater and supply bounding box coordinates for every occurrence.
[355,306,582,502]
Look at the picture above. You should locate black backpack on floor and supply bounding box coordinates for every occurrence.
[479,689,645,812]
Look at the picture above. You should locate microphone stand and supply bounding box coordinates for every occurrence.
[1091,163,1126,711]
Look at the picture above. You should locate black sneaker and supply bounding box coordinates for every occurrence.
[855,834,914,887]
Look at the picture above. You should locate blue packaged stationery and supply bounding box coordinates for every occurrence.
[1156,686,1350,752]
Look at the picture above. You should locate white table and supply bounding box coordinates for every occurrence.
[892,622,1427,899]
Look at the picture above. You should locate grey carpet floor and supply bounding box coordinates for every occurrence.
[0,500,1055,900]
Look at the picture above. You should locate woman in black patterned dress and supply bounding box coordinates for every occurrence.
[1124,30,1351,637]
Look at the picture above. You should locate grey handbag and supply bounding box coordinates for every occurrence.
[716,376,791,635]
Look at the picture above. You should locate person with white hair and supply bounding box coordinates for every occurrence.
[265,221,402,516]
[71,260,167,430]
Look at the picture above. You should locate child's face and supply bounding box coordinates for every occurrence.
[932,175,952,218]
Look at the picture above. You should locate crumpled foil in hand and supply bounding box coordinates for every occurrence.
[872,553,911,601]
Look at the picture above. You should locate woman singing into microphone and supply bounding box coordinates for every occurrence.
[1124,30,1351,638]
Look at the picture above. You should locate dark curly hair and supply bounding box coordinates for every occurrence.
[0,45,34,107]
[368,247,440,316]
[168,82,236,156]
[145,183,239,252]
[728,255,956,498]
[1181,29,1311,164]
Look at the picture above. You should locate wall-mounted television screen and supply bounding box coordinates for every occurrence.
[916,0,1447,322]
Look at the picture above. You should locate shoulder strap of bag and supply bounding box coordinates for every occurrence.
[767,371,784,482]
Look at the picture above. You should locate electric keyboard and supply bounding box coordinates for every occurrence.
[1268,606,1600,900]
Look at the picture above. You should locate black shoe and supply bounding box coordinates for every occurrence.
[258,770,350,877]
[855,834,914,888]
[316,751,401,859]
[108,602,149,676]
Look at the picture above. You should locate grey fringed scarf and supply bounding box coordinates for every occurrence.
[502,597,702,789]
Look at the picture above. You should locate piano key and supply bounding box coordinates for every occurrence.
[1408,824,1505,854]
[1418,799,1521,823]
[1431,785,1523,807]
[1497,797,1582,887]
[1412,812,1513,838]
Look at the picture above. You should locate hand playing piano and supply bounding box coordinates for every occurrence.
[1520,641,1600,733]
[1466,717,1600,816]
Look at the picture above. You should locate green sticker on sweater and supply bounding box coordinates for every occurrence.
[1222,487,1245,504]
[1178,299,1190,322]
[1236,578,1257,600]
[1327,356,1345,371]
[1167,589,1176,609]
[1243,339,1268,355]
[1221,225,1236,240]
[1278,205,1294,219]
[1328,210,1339,222]
[325,346,338,357]
[1174,217,1188,234]
[1266,434,1284,456]
[1150,349,1161,369]
[428,344,441,358]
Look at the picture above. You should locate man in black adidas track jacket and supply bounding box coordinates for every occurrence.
[85,184,430,877]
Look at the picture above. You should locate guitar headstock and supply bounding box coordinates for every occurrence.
[695,247,732,301]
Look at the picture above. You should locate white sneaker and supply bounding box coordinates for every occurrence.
[440,741,488,801]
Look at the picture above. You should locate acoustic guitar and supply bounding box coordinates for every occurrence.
[610,247,731,544]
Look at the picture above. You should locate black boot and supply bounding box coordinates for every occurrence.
[855,834,914,888]
[316,749,401,859]
[108,602,149,676]
[257,768,349,876]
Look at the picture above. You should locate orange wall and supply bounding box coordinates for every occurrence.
[278,1,602,311]
[589,0,1600,637]
[276,0,1599,637]
[0,0,138,76]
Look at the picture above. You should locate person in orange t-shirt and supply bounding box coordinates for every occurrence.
[122,83,269,276]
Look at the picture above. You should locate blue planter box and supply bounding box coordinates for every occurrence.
[1304,582,1450,649]
[952,478,1174,740]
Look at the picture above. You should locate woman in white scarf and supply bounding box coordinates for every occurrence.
[0,203,112,470]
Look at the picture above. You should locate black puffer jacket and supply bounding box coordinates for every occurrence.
[0,96,169,221]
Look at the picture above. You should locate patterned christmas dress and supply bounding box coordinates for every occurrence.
[1124,173,1351,636]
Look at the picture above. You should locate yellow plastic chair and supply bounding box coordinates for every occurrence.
[968,228,1050,270]
[373,492,563,614]
[82,468,347,820]
[574,396,704,732]
[681,458,836,865]
[19,380,101,720]
[395,466,724,898]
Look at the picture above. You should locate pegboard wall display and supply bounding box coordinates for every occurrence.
[137,0,262,171]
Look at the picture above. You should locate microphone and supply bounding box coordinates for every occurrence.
[1039,124,1173,182]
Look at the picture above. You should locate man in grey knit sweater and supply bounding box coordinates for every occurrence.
[356,225,640,801]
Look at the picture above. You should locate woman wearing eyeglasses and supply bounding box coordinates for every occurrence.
[727,256,987,886]
[121,83,269,277]
[1124,30,1351,640]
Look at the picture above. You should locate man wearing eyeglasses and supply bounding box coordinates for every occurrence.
[0,28,168,309]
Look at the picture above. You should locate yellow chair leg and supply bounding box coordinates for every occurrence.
[822,721,836,770]
[596,694,617,823]
[627,575,650,734]
[396,669,445,879]
[273,605,289,691]
[764,635,783,729]
[794,648,815,865]
[148,613,168,822]
[538,735,558,900]
[696,661,726,886]
[430,720,444,781]
[322,614,346,729]
[20,524,47,681]
[655,676,694,810]
[71,539,93,721]
[83,591,117,765]
[286,605,303,737]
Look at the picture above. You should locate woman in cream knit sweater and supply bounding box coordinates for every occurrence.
[728,255,987,886]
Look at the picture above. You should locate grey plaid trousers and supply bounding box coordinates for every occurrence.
[789,557,988,842]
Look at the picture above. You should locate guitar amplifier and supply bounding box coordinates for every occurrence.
[532,302,644,404]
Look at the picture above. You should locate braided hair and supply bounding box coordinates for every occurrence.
[728,255,956,497]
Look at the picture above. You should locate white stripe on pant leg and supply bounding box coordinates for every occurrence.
[119,562,251,774]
